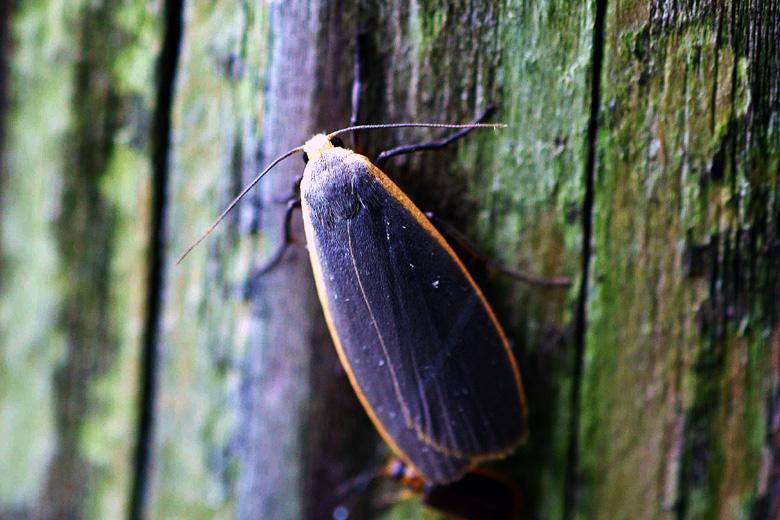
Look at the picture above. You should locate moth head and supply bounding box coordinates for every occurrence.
[302,134,347,165]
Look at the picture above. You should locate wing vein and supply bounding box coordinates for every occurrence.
[347,219,412,425]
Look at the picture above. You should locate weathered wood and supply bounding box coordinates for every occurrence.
[157,1,584,518]
[361,2,588,517]
[0,1,161,519]
[3,1,779,519]
[152,1,380,517]
[580,1,780,519]
[148,2,270,517]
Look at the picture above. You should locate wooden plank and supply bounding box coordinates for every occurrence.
[579,1,780,518]
[359,2,590,518]
[0,1,162,518]
[150,1,377,518]
[155,1,589,519]
[5,1,778,519]
[148,1,272,517]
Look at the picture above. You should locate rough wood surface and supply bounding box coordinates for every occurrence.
[1,1,779,520]
[358,3,589,518]
[150,2,375,519]
[0,1,161,519]
[580,2,780,519]
[149,2,582,518]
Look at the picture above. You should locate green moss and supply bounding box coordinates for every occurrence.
[148,0,271,517]
[0,0,80,504]
[0,0,163,517]
[580,1,779,518]
[381,496,451,520]
[479,0,592,517]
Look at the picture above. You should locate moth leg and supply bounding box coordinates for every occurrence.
[243,196,302,299]
[253,196,303,276]
[350,33,369,155]
[424,212,571,287]
[375,104,497,168]
[252,175,303,277]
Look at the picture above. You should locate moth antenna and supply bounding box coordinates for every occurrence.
[176,120,505,266]
[174,146,304,266]
[327,122,506,140]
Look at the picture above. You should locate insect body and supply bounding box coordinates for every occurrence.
[300,134,527,484]
[176,122,528,486]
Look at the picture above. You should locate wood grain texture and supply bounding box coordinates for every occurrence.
[580,1,780,519]
[0,1,161,518]
[153,1,583,517]
[151,1,375,519]
[2,1,779,519]
[357,2,589,517]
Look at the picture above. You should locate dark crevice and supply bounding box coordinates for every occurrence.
[128,0,184,518]
[563,0,608,518]
[708,5,725,136]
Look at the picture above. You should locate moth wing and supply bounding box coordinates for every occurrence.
[303,159,526,471]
